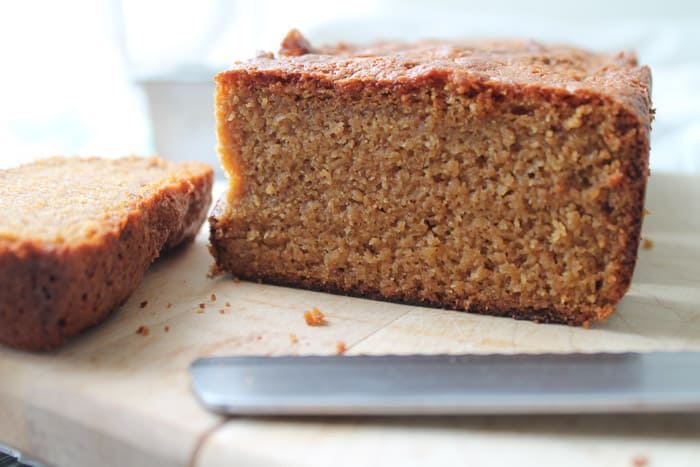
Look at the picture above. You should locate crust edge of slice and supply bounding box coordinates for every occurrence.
[0,157,213,350]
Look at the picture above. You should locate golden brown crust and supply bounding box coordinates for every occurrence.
[279,28,316,57]
[220,30,652,131]
[0,156,213,350]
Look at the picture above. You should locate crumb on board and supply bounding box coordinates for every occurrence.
[136,325,150,336]
[225,302,231,307]
[642,238,654,250]
[582,320,591,330]
[289,333,298,344]
[207,265,220,279]
[304,307,326,326]
[631,455,648,467]
[336,341,346,355]
[140,300,148,309]
[199,303,206,309]
[196,308,205,314]
[211,293,217,302]
[164,325,170,333]
[219,309,225,314]
[166,303,173,309]
[643,208,651,217]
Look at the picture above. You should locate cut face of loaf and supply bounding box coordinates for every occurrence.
[0,156,213,350]
[210,30,652,325]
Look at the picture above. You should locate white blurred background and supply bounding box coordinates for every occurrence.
[0,0,699,177]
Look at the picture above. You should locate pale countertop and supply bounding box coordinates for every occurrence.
[0,172,699,467]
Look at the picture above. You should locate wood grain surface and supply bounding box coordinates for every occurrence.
[0,174,698,467]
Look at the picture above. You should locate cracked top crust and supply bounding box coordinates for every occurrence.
[219,29,652,126]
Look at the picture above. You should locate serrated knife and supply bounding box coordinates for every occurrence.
[189,352,700,415]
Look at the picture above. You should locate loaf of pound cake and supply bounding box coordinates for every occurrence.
[0,156,213,350]
[209,30,652,326]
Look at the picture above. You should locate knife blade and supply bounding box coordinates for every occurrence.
[189,352,700,415]
[0,444,40,467]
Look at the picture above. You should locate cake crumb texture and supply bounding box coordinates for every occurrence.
[0,155,213,350]
[210,30,652,325]
[304,307,326,326]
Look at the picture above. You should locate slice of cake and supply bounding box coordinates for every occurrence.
[209,30,652,326]
[0,156,213,350]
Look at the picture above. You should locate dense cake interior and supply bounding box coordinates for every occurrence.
[0,156,206,245]
[214,79,646,324]
[212,35,651,324]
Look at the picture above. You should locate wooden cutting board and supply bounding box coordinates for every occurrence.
[1,173,699,467]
